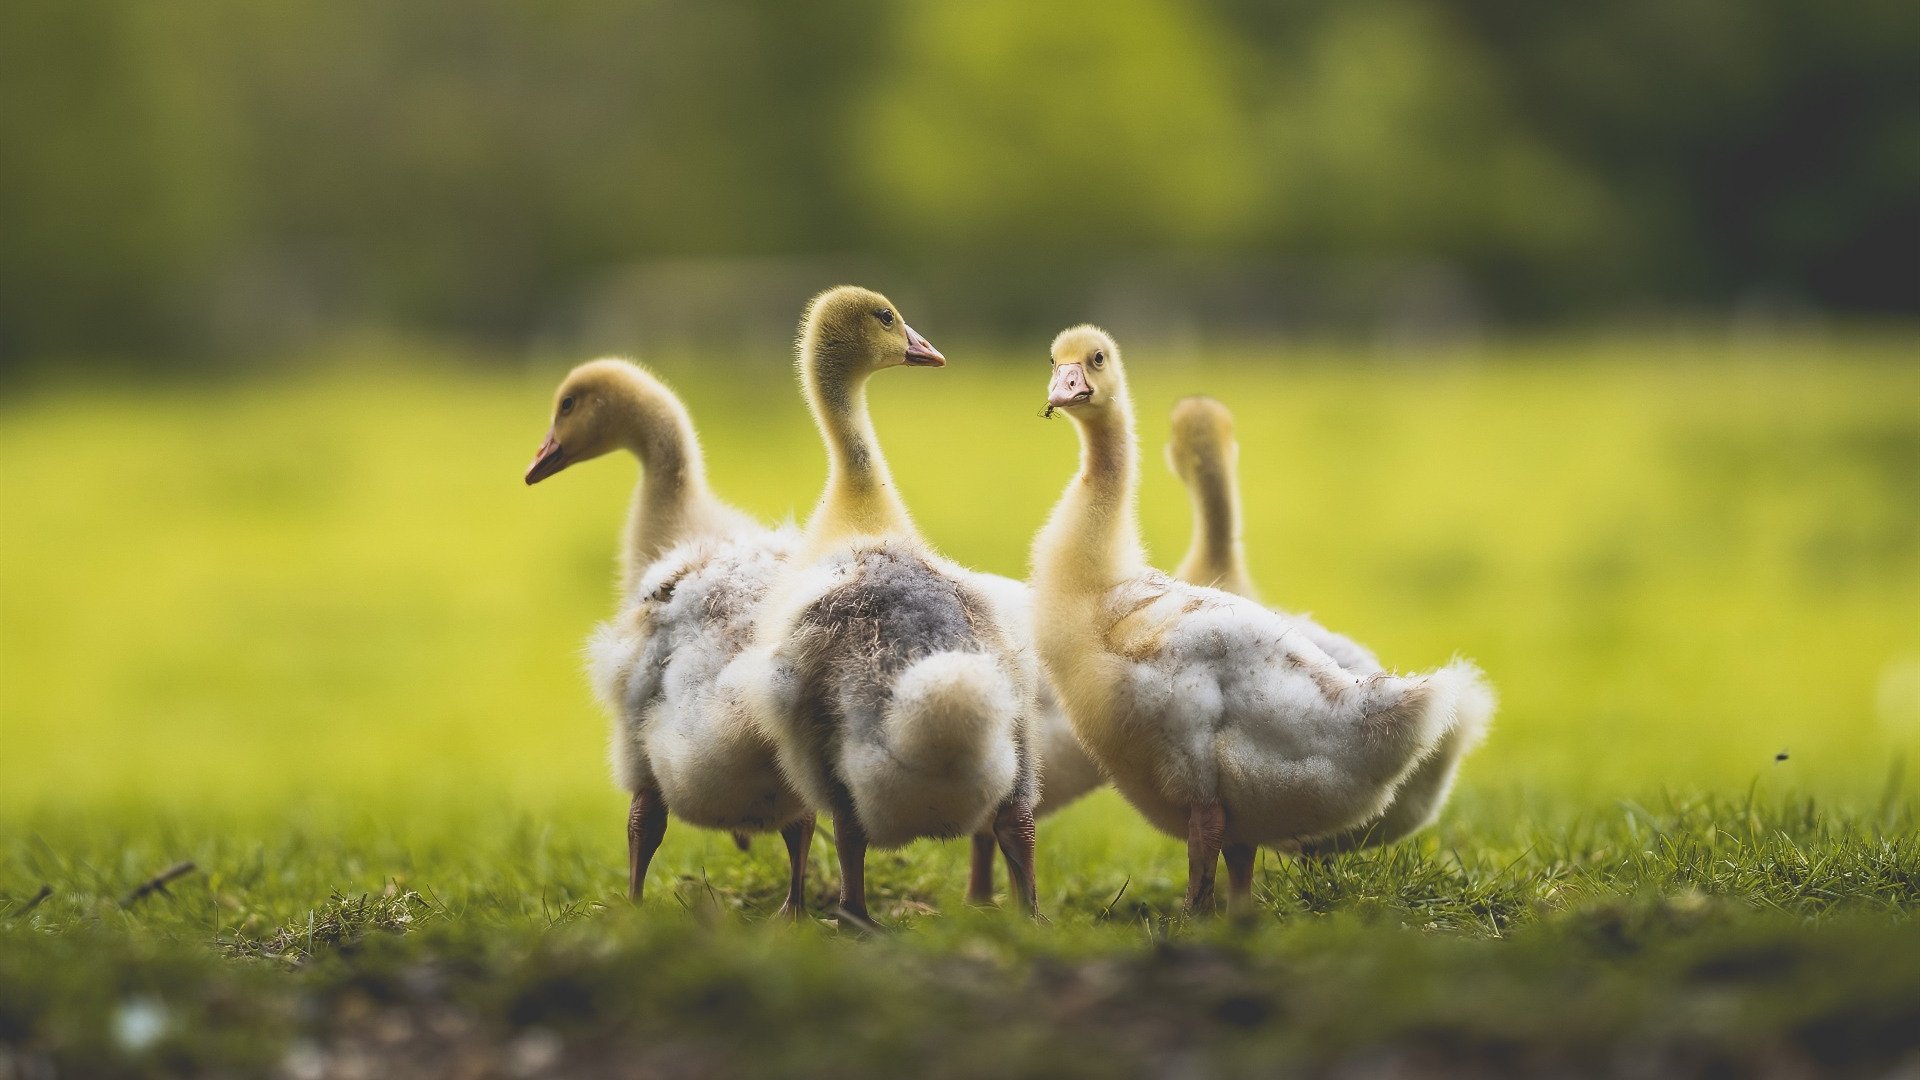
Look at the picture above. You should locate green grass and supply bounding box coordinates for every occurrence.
[5,334,1920,1076]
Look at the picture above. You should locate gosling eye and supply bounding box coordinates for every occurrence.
[1090,351,1106,370]
[874,308,895,328]
[559,395,576,415]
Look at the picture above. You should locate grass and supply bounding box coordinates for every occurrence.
[4,332,1920,1076]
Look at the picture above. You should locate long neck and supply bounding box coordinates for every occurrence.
[1174,452,1256,598]
[1033,393,1146,609]
[616,382,730,589]
[801,359,914,552]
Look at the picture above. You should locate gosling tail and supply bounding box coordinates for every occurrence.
[842,651,1022,847]
[1302,660,1495,854]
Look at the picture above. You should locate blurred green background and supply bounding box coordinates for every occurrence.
[2,1,1918,819]
[2,0,1916,367]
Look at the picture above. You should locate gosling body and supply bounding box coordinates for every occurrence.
[589,530,807,835]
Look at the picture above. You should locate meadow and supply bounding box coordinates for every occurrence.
[4,333,1920,1077]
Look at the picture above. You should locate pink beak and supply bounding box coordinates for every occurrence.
[525,429,567,485]
[903,323,946,367]
[1047,363,1092,409]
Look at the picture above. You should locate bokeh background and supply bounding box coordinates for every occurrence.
[3,0,1918,823]
[3,0,1916,367]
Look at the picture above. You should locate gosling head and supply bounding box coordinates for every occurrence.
[800,286,945,388]
[1045,325,1124,419]
[524,358,644,485]
[1166,396,1237,481]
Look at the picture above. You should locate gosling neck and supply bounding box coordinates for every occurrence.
[612,379,725,587]
[800,357,915,552]
[1034,392,1147,602]
[1174,452,1257,598]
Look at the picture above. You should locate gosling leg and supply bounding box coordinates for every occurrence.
[775,816,815,921]
[1223,842,1257,917]
[627,787,669,902]
[967,832,998,905]
[992,795,1041,917]
[1186,800,1226,915]
[833,809,878,932]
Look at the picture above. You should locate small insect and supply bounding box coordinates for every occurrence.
[1040,404,1056,419]
[1774,749,1790,762]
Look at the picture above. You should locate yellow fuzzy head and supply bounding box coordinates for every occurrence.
[799,286,944,392]
[524,358,655,484]
[1045,325,1124,419]
[1166,395,1237,482]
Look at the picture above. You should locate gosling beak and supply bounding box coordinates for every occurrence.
[524,429,567,485]
[903,323,946,367]
[1047,363,1092,409]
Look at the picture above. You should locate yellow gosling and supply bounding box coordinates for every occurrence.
[1032,328,1494,915]
[743,287,1041,928]
[525,359,814,915]
[1166,396,1258,600]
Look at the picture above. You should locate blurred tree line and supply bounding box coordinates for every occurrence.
[1,0,1915,364]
